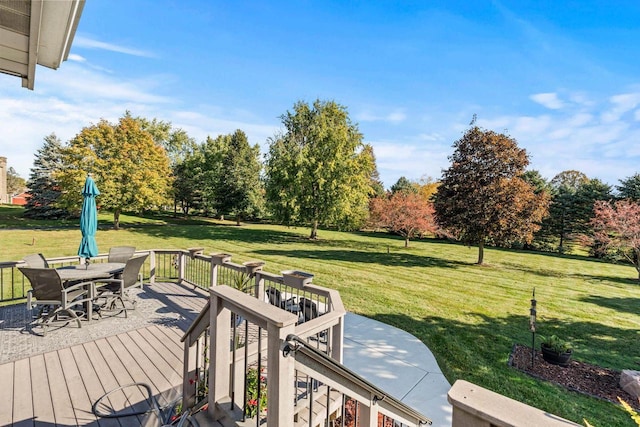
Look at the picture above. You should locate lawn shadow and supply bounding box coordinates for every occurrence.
[128,222,304,245]
[580,295,640,315]
[253,248,466,268]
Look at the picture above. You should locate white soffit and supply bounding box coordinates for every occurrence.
[0,0,85,90]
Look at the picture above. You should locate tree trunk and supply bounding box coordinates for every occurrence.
[405,237,409,248]
[114,209,121,230]
[310,219,318,239]
[236,214,241,226]
[477,240,484,264]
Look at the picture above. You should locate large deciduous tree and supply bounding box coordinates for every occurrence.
[6,167,26,195]
[264,99,374,238]
[433,126,549,264]
[590,200,640,280]
[369,192,437,247]
[57,115,172,229]
[210,130,264,224]
[24,133,69,219]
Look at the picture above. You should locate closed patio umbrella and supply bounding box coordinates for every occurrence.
[78,175,100,265]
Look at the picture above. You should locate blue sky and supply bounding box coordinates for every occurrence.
[2,0,640,189]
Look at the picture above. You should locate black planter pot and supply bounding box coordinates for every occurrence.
[541,344,572,367]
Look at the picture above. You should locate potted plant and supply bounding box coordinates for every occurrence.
[540,334,572,367]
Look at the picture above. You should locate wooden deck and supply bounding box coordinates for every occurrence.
[0,281,213,427]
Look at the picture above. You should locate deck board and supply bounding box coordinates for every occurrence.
[1,281,213,427]
[0,361,14,426]
[57,347,99,427]
[13,358,34,427]
[30,353,55,426]
[43,351,77,426]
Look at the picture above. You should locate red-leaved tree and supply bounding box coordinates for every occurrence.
[369,192,438,247]
[591,199,640,280]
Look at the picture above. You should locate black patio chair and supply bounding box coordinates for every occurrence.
[20,267,93,335]
[298,297,319,322]
[266,286,298,313]
[107,246,136,263]
[299,297,327,342]
[23,253,49,268]
[94,254,148,317]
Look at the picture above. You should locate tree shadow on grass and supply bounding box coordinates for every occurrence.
[253,248,466,268]
[128,223,304,245]
[580,295,640,315]
[499,260,639,286]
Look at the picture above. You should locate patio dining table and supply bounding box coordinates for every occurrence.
[56,262,126,321]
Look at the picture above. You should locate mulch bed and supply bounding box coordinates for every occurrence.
[509,344,640,411]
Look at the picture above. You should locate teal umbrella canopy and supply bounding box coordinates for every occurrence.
[78,175,100,260]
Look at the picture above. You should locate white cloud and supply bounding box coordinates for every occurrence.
[530,92,565,109]
[67,54,86,62]
[356,108,406,123]
[73,35,156,58]
[0,63,279,180]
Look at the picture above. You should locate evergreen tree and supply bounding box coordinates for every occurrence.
[390,176,418,195]
[24,133,69,219]
[617,173,640,201]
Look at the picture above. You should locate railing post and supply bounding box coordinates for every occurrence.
[210,255,218,288]
[208,291,231,421]
[211,253,232,288]
[178,251,186,284]
[266,321,296,426]
[149,250,156,285]
[182,339,197,409]
[255,271,265,301]
[358,397,379,427]
[331,314,344,363]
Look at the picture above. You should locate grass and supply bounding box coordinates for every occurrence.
[1,204,639,426]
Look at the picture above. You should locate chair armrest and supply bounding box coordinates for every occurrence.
[93,278,122,285]
[64,280,95,292]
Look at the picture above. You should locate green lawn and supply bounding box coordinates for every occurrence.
[1,205,638,426]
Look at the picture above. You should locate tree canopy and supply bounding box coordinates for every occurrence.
[590,199,640,280]
[208,130,264,224]
[57,115,172,229]
[264,99,375,238]
[6,167,26,195]
[24,133,69,219]
[541,171,612,252]
[434,126,549,264]
[369,192,437,247]
[617,173,640,201]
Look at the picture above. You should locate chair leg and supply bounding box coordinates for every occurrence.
[62,308,82,329]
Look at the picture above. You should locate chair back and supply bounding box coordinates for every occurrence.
[23,253,49,268]
[108,246,136,263]
[19,267,63,301]
[299,297,318,322]
[121,254,148,288]
[266,287,283,308]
